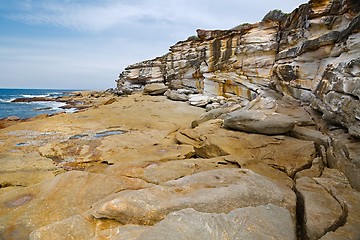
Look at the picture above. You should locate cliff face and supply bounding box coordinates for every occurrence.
[117,0,360,138]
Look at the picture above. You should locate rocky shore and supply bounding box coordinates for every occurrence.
[1,0,360,239]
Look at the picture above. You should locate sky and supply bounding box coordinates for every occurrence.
[0,0,307,90]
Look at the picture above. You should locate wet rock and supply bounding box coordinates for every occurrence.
[11,97,55,103]
[296,177,343,240]
[223,110,296,135]
[94,204,296,240]
[143,83,168,95]
[91,169,296,224]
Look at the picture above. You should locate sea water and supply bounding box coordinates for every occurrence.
[0,88,78,119]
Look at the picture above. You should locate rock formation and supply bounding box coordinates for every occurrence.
[1,0,360,239]
[116,0,360,193]
[117,0,360,138]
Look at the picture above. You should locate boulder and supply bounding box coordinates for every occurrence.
[91,169,296,224]
[164,89,189,101]
[143,83,168,95]
[223,109,296,135]
[315,168,360,239]
[188,94,210,107]
[94,205,296,240]
[191,108,229,128]
[296,177,344,240]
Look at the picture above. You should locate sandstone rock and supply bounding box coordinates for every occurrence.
[191,107,229,128]
[143,83,168,95]
[105,156,237,185]
[295,157,324,179]
[223,109,296,135]
[326,129,360,191]
[0,152,57,188]
[290,125,330,147]
[164,89,189,101]
[30,214,97,240]
[94,205,296,240]
[0,171,151,239]
[115,0,359,138]
[296,177,344,240]
[91,169,296,224]
[103,97,117,105]
[176,120,316,177]
[315,168,360,240]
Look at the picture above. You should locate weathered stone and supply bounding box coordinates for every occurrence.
[295,157,324,179]
[94,205,296,240]
[91,169,296,224]
[164,89,188,101]
[115,0,359,138]
[290,126,330,147]
[315,168,360,240]
[105,157,237,185]
[177,120,316,177]
[143,83,168,95]
[326,129,360,191]
[191,107,229,128]
[0,171,150,239]
[188,94,210,107]
[296,177,344,240]
[223,109,296,135]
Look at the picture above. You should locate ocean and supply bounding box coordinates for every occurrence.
[0,88,78,119]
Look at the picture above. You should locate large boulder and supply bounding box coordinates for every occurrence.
[296,177,344,240]
[143,83,168,95]
[223,109,296,135]
[93,205,296,240]
[91,168,296,224]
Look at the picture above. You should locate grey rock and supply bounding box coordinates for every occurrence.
[164,89,188,101]
[191,108,229,128]
[223,109,296,135]
[290,126,330,147]
[188,94,211,107]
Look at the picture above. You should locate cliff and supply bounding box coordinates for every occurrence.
[117,0,360,138]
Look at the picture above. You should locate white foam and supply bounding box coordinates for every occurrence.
[21,94,50,98]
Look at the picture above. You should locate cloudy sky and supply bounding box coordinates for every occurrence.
[0,0,307,90]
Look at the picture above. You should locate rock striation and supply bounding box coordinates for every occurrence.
[116,0,360,138]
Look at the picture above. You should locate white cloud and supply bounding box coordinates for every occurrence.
[8,0,307,33]
[1,0,308,89]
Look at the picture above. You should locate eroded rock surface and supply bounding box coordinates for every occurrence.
[91,169,296,224]
[92,205,296,240]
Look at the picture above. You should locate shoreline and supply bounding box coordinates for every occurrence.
[0,89,359,239]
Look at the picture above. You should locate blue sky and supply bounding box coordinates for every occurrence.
[0,0,307,90]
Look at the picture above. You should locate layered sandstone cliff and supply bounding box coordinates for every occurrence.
[116,0,360,138]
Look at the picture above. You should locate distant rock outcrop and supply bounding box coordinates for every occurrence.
[116,0,360,138]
